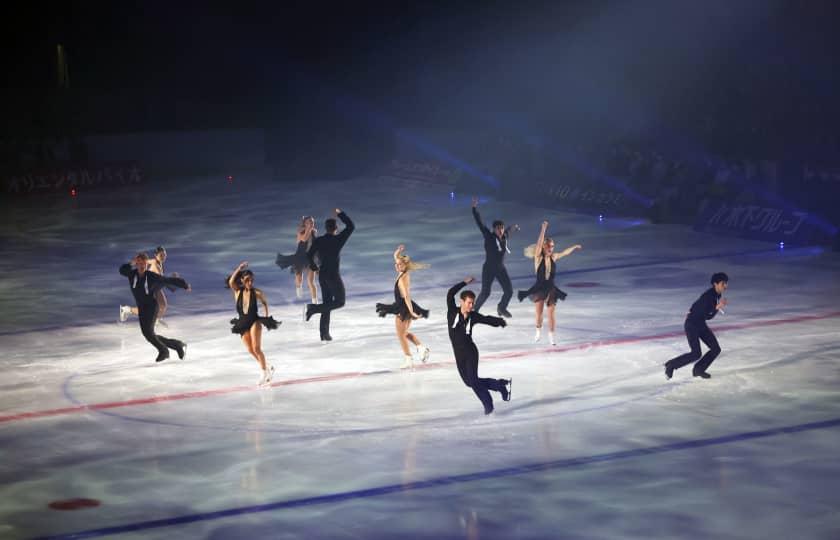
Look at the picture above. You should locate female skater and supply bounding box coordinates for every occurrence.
[517,221,582,345]
[227,261,281,386]
[276,216,318,303]
[376,245,431,369]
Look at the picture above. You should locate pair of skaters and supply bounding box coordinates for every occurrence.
[119,246,174,326]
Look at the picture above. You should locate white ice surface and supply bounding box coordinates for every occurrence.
[1,175,839,539]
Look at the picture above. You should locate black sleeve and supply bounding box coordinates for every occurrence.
[472,207,491,238]
[119,263,133,277]
[147,271,189,291]
[705,290,719,320]
[336,211,355,248]
[447,281,466,313]
[472,312,506,327]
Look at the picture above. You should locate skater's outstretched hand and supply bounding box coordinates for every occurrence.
[334,208,341,215]
[498,319,507,327]
[463,276,475,284]
[472,196,478,208]
[185,283,192,292]
[716,297,728,311]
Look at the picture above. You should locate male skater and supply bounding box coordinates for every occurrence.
[305,208,355,341]
[447,276,511,414]
[665,272,729,380]
[119,252,190,362]
[472,197,519,317]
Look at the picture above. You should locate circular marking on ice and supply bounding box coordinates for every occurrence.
[48,498,101,511]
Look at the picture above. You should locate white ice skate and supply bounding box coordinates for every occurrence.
[534,327,542,343]
[119,305,131,322]
[548,332,556,346]
[295,285,303,299]
[259,365,275,386]
[418,345,430,363]
[400,355,413,369]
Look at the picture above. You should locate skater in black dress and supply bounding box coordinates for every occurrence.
[665,272,729,380]
[227,261,280,386]
[119,252,190,363]
[517,220,582,345]
[375,245,430,369]
[275,216,318,303]
[447,277,511,415]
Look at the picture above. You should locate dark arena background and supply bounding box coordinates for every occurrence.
[2,1,840,539]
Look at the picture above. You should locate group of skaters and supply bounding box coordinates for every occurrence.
[118,201,730,415]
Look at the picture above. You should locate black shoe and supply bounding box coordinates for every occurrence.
[484,404,494,415]
[693,370,711,379]
[305,304,315,322]
[517,291,527,302]
[155,353,169,363]
[497,307,512,318]
[175,342,187,360]
[321,333,333,342]
[664,363,674,380]
[500,379,512,402]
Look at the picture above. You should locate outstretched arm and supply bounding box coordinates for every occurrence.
[473,312,507,328]
[119,262,133,277]
[336,208,355,247]
[472,197,491,237]
[393,244,405,263]
[553,244,583,261]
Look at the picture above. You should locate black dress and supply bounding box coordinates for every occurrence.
[230,288,280,334]
[375,272,429,321]
[275,238,311,275]
[517,256,567,306]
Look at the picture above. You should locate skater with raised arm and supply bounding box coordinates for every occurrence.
[305,208,355,342]
[665,272,729,380]
[227,261,281,386]
[376,245,431,369]
[518,220,582,346]
[471,197,519,317]
[447,276,511,415]
[119,252,189,363]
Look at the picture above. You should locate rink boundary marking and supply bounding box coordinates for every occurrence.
[33,415,840,539]
[2,310,839,425]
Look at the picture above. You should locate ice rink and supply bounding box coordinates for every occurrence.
[1,175,839,539]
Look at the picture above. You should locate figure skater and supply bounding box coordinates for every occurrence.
[447,277,511,415]
[472,197,519,317]
[375,245,431,369]
[227,261,281,386]
[276,215,319,304]
[305,208,354,342]
[665,272,729,380]
[119,246,175,327]
[517,220,582,345]
[119,252,189,363]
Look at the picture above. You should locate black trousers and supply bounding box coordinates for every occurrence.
[474,262,513,312]
[310,272,346,338]
[667,319,721,374]
[455,343,506,413]
[138,302,181,359]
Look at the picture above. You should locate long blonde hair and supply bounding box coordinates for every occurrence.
[524,237,552,278]
[396,254,430,272]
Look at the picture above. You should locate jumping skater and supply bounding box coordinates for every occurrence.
[305,208,354,342]
[119,252,189,363]
[119,247,173,325]
[375,244,431,369]
[517,220,582,346]
[447,276,511,415]
[276,215,319,304]
[472,197,519,317]
[664,272,729,380]
[227,261,280,386]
